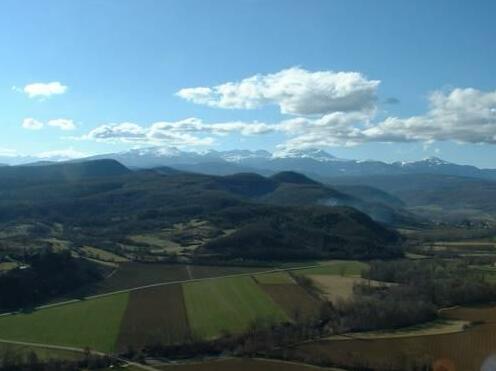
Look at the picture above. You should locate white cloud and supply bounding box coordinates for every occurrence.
[47,119,77,131]
[362,88,496,144]
[22,118,77,131]
[77,86,496,152]
[277,88,496,150]
[177,67,379,116]
[21,81,68,98]
[84,122,147,142]
[22,118,44,130]
[82,121,211,147]
[81,118,277,147]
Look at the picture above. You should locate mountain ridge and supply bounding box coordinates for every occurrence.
[3,146,496,180]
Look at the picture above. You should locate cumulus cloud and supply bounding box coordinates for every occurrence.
[75,84,496,152]
[22,118,44,130]
[19,82,68,98]
[47,119,76,131]
[83,120,210,147]
[276,88,496,150]
[363,88,496,144]
[81,118,280,147]
[177,67,379,116]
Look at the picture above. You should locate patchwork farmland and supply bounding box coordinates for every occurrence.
[254,271,321,320]
[0,261,382,354]
[0,263,328,353]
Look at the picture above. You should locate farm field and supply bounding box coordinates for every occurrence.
[116,284,190,352]
[290,305,496,370]
[328,319,468,340]
[440,305,496,323]
[309,275,394,303]
[188,265,270,279]
[183,276,288,339]
[260,284,321,320]
[158,358,341,371]
[293,323,496,370]
[128,233,183,253]
[92,263,271,294]
[296,261,368,277]
[0,294,129,353]
[252,271,295,284]
[93,263,190,294]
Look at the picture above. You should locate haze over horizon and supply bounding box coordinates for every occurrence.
[2,0,496,167]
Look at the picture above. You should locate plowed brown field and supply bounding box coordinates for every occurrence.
[261,284,321,321]
[116,284,190,352]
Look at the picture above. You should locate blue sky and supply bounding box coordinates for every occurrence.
[1,0,496,166]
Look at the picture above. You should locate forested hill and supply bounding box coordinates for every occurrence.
[0,160,403,261]
[0,159,130,189]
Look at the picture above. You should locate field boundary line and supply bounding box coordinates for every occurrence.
[0,265,320,317]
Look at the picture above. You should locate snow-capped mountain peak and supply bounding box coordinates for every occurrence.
[396,156,452,167]
[273,148,346,162]
[124,146,184,157]
[215,149,272,163]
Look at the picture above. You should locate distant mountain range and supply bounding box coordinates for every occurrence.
[87,147,496,180]
[2,146,496,180]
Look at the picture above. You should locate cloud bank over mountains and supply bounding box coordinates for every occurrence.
[16,68,496,151]
[77,67,496,150]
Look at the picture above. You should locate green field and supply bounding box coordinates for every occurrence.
[296,261,368,277]
[0,294,129,353]
[183,276,289,339]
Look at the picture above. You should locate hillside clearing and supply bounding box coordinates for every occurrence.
[80,246,128,262]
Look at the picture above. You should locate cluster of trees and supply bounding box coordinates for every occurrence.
[335,285,437,331]
[0,349,116,371]
[0,250,102,311]
[364,259,496,307]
